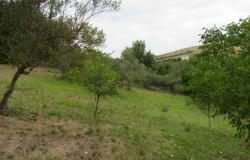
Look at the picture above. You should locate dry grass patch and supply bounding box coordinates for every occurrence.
[0,116,126,160]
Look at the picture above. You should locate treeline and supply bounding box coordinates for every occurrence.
[59,39,190,94]
[113,40,190,93]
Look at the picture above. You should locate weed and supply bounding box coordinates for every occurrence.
[184,124,193,132]
[161,106,170,113]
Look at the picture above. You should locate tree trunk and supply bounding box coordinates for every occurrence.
[0,66,26,113]
[93,95,100,118]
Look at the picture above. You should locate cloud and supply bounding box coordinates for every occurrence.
[91,0,250,57]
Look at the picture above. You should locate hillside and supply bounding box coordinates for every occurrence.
[156,46,202,61]
[0,65,249,160]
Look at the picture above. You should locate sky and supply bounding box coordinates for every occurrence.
[91,0,250,58]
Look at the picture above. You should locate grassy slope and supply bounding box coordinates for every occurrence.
[0,65,249,160]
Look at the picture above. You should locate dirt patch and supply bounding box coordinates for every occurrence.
[0,116,126,160]
[31,67,60,77]
[0,65,59,79]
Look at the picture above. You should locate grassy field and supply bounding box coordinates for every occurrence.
[0,65,249,160]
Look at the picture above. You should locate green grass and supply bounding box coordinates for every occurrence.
[0,65,249,160]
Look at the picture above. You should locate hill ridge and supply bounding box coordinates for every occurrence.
[156,46,202,61]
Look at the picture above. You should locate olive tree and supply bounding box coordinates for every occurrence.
[131,40,155,68]
[83,53,118,118]
[0,1,70,112]
[0,0,121,113]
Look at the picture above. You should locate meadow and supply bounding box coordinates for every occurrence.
[0,65,249,160]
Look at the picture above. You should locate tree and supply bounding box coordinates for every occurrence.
[121,47,135,63]
[0,0,121,113]
[143,51,155,68]
[187,57,220,128]
[148,60,190,93]
[83,53,118,118]
[0,1,71,112]
[132,40,146,65]
[189,18,250,142]
[119,45,145,89]
[118,59,142,89]
[118,42,188,92]
[153,61,170,75]
[215,54,250,141]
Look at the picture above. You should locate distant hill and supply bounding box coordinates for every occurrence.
[156,46,202,61]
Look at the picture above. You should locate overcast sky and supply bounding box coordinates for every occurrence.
[91,0,250,58]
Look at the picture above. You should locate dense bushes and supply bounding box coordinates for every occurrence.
[60,40,191,94]
[143,60,190,93]
[113,40,190,94]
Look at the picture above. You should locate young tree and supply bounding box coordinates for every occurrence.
[0,0,121,113]
[215,55,250,142]
[187,57,220,128]
[189,18,250,142]
[83,53,118,118]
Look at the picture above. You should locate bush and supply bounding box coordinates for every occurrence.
[83,53,119,118]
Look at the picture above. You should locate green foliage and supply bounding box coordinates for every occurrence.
[121,40,155,69]
[121,47,135,63]
[0,51,8,64]
[215,55,250,138]
[132,40,146,65]
[83,53,118,117]
[117,40,190,93]
[187,57,220,105]
[187,57,222,128]
[143,50,155,68]
[0,0,121,111]
[116,44,190,93]
[153,61,170,75]
[115,49,151,89]
[84,54,118,97]
[188,17,250,140]
[145,60,190,93]
[113,58,140,89]
[0,1,70,68]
